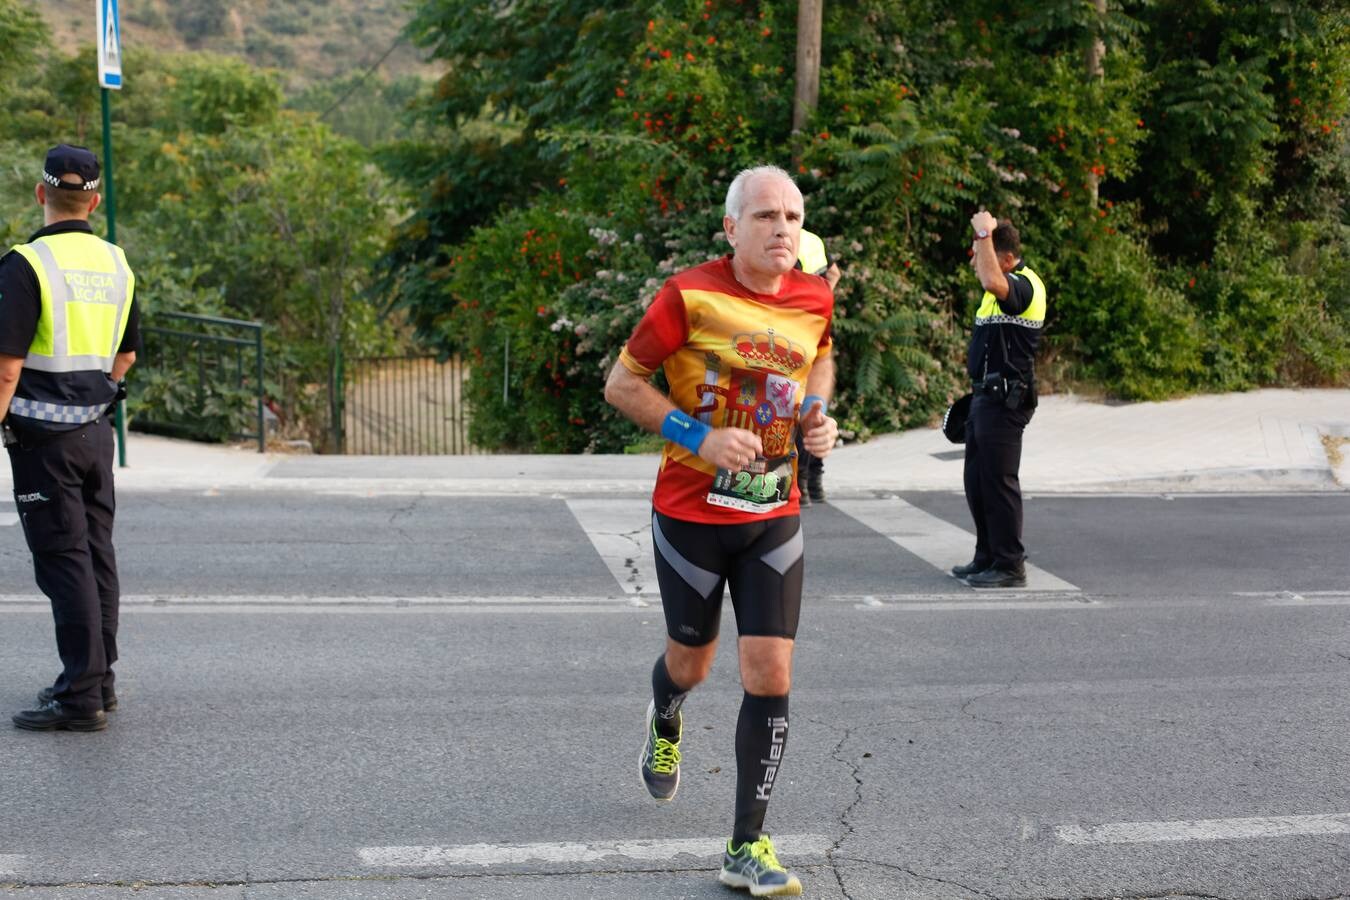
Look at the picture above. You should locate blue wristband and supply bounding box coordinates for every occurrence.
[802,395,828,417]
[661,409,711,453]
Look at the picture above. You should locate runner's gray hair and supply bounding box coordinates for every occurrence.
[724,165,797,221]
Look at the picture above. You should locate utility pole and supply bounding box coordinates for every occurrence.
[793,0,823,133]
[97,0,127,466]
[1086,0,1106,207]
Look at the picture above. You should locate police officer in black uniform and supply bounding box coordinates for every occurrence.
[793,229,839,506]
[0,145,140,731]
[953,210,1046,588]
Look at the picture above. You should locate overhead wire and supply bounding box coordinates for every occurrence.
[317,32,409,122]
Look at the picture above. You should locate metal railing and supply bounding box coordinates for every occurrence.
[137,312,266,452]
[339,355,475,455]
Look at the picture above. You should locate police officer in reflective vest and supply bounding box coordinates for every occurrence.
[953,211,1045,588]
[793,230,840,506]
[0,144,139,731]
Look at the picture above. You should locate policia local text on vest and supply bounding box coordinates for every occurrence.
[953,211,1045,589]
[0,144,140,732]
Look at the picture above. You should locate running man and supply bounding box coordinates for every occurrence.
[604,165,837,897]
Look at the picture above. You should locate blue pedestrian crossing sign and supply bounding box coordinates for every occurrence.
[97,0,123,89]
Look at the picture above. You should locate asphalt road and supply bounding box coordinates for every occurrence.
[1,491,1347,899]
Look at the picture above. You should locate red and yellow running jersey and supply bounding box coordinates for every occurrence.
[618,255,834,524]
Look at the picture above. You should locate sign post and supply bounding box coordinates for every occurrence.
[96,0,128,466]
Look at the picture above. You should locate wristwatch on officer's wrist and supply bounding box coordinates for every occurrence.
[974,229,991,240]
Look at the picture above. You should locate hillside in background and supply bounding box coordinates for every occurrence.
[29,0,432,90]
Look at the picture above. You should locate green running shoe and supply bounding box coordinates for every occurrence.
[639,700,681,801]
[718,835,802,897]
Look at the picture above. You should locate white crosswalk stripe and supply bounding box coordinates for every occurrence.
[833,496,1080,591]
[566,496,1081,595]
[358,833,831,868]
[565,498,655,595]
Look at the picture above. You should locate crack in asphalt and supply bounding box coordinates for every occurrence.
[830,853,999,898]
[386,493,424,539]
[610,526,648,592]
[1057,894,1235,900]
[823,722,863,900]
[960,680,1016,726]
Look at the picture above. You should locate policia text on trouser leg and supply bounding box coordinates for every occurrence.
[9,418,120,728]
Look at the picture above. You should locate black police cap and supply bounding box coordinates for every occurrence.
[43,144,101,192]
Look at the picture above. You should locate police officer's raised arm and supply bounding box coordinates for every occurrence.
[970,209,1009,299]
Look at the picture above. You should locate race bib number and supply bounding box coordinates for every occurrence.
[706,453,794,513]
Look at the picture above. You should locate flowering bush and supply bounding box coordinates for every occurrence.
[397,0,1349,451]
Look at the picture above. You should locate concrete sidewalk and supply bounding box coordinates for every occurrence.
[8,388,1346,495]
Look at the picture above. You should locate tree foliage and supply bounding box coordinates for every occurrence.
[0,29,405,447]
[385,0,1348,452]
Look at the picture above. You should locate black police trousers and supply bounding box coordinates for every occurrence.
[793,429,824,481]
[7,418,119,714]
[963,394,1033,571]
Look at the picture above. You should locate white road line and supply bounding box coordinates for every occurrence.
[0,593,1094,613]
[851,599,1097,611]
[0,594,649,607]
[565,498,655,595]
[1234,590,1350,606]
[1056,813,1350,845]
[0,854,24,875]
[833,497,1080,592]
[0,512,16,527]
[358,833,831,868]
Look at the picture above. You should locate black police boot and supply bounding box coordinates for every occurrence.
[806,467,826,504]
[13,699,108,732]
[964,565,1027,589]
[38,686,117,712]
[950,559,990,578]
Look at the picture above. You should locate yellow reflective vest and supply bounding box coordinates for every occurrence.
[9,231,135,427]
[974,264,1046,329]
[797,230,830,277]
